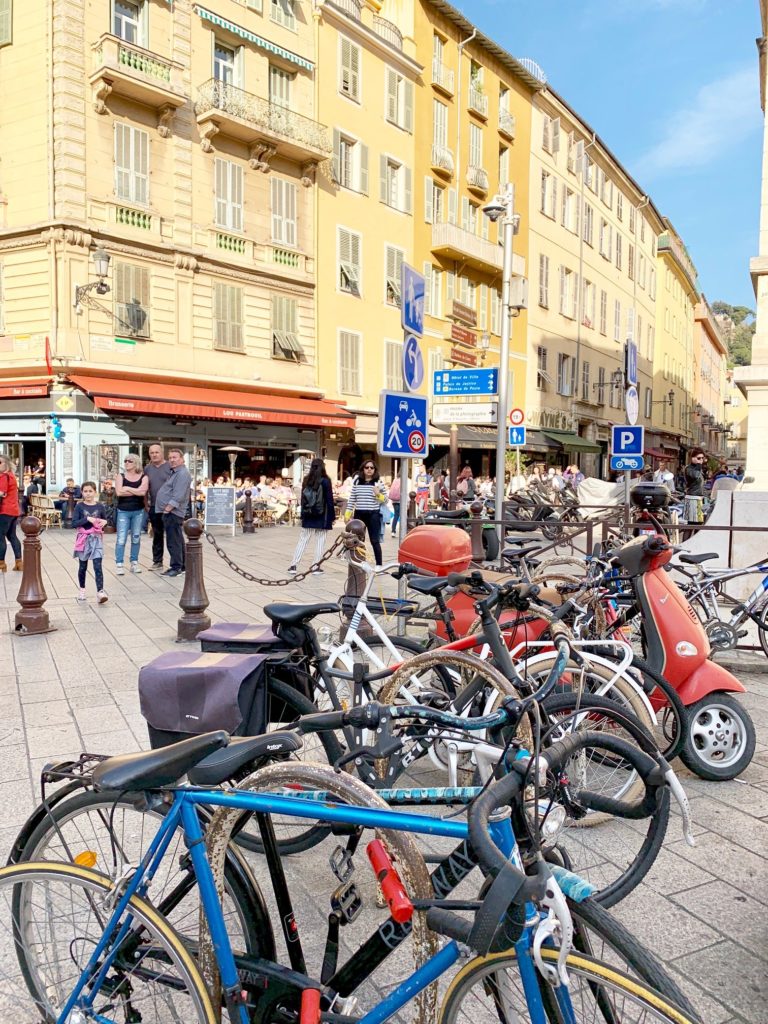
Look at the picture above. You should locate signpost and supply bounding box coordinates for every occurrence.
[432,368,498,396]
[204,486,236,537]
[450,323,476,347]
[401,265,425,337]
[432,402,498,425]
[611,424,644,536]
[449,346,477,367]
[508,426,526,446]
[402,334,424,392]
[625,384,639,426]
[625,340,638,387]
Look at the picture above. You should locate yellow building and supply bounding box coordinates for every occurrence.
[725,370,748,470]
[0,0,351,487]
[651,220,698,469]
[313,0,421,478]
[693,296,729,463]
[526,90,663,476]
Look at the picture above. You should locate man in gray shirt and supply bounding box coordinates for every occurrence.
[144,443,172,570]
[155,448,192,577]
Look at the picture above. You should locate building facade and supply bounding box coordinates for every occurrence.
[693,297,729,462]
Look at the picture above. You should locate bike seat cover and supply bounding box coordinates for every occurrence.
[407,576,453,596]
[188,731,302,786]
[92,731,229,792]
[264,602,340,626]
[678,552,718,565]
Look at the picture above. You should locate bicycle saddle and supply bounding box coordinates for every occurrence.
[502,544,543,560]
[92,731,229,792]
[407,575,453,595]
[264,602,340,626]
[188,731,302,786]
[678,552,718,565]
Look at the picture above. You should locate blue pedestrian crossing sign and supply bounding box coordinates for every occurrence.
[378,390,428,458]
[611,424,644,457]
[401,264,425,337]
[508,426,526,447]
[403,333,424,392]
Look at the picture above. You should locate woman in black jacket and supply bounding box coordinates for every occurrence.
[288,457,335,575]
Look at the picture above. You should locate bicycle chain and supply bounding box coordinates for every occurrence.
[201,530,353,586]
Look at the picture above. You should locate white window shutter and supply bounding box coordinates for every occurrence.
[404,80,414,132]
[332,128,341,183]
[479,283,488,330]
[403,166,412,214]
[338,227,350,267]
[446,270,454,301]
[423,262,432,315]
[114,124,130,200]
[0,0,11,45]
[386,69,398,123]
[215,158,228,227]
[551,117,560,154]
[559,266,566,314]
[359,143,368,194]
[461,196,469,230]
[350,231,361,275]
[448,188,457,225]
[379,154,388,203]
[133,128,149,205]
[424,177,433,224]
[231,162,243,231]
[285,181,296,246]
[571,273,579,319]
[550,177,557,219]
[270,177,283,241]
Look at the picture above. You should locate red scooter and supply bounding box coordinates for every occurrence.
[614,534,755,780]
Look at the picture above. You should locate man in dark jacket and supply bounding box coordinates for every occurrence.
[684,449,706,497]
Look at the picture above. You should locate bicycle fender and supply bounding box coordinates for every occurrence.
[676,659,746,704]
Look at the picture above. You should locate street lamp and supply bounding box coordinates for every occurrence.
[652,389,675,408]
[74,248,111,307]
[73,247,142,337]
[483,182,524,563]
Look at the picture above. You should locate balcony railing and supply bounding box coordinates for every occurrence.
[431,59,455,95]
[372,14,403,50]
[498,110,516,139]
[658,231,699,291]
[195,79,331,156]
[468,85,488,118]
[467,165,489,193]
[431,143,454,175]
[432,222,502,272]
[90,34,185,112]
[330,0,362,19]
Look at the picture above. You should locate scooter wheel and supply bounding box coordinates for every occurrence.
[680,692,756,781]
[482,528,499,561]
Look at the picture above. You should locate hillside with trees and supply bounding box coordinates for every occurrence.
[712,301,755,366]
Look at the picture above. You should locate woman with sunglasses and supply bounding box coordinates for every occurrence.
[346,460,388,566]
[114,453,149,575]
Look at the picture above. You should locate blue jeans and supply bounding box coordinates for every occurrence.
[115,508,144,564]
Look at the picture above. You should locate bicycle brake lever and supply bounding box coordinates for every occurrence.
[662,765,697,848]
[533,872,573,989]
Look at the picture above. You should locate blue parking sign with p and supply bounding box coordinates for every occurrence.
[611,425,644,456]
[401,264,425,337]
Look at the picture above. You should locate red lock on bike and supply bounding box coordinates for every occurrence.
[366,839,414,924]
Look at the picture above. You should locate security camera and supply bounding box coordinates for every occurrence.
[482,199,506,222]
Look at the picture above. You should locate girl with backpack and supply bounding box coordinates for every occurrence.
[288,457,335,575]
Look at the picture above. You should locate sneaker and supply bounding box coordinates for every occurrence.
[130,562,142,574]
[288,565,297,575]
[311,567,325,575]
[77,588,87,603]
[149,562,163,571]
[115,564,125,576]
[97,590,109,604]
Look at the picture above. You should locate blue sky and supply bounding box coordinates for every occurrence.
[464,0,763,310]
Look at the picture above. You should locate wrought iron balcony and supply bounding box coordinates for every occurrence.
[431,143,454,176]
[195,79,331,162]
[468,85,488,118]
[372,14,403,50]
[467,165,489,194]
[329,0,362,20]
[431,59,455,95]
[498,110,516,139]
[90,34,186,118]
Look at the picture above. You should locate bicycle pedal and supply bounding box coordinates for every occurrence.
[737,630,749,638]
[331,881,362,924]
[329,845,355,884]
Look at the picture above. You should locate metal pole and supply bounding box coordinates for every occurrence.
[494,182,515,564]
[396,456,409,637]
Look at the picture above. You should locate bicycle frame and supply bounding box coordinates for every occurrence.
[56,785,578,1024]
[673,560,768,630]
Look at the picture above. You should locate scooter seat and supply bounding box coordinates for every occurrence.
[678,552,718,565]
[503,544,543,561]
[423,509,469,521]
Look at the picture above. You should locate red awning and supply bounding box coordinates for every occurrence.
[644,448,667,460]
[68,374,355,430]
[0,378,50,399]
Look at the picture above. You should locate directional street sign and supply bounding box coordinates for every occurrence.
[403,334,425,392]
[432,402,498,425]
[625,340,638,387]
[611,424,644,457]
[610,455,644,472]
[509,408,524,426]
[508,426,526,447]
[378,390,428,458]
[401,264,425,337]
[432,368,498,396]
[625,385,639,426]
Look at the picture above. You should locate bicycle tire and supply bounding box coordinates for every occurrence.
[0,861,216,1023]
[757,600,768,659]
[439,948,699,1024]
[327,635,456,701]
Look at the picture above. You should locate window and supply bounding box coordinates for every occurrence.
[433,98,448,148]
[333,130,368,194]
[615,234,622,271]
[542,114,560,154]
[599,219,611,260]
[629,205,636,234]
[640,217,646,243]
[469,123,483,169]
[538,253,549,308]
[647,323,655,361]
[384,338,403,389]
[540,170,557,219]
[638,254,646,290]
[0,0,12,46]
[599,289,607,335]
[213,282,243,351]
[601,173,613,208]
[446,270,454,302]
[613,299,621,342]
[385,245,404,306]
[423,262,442,316]
[644,387,652,419]
[214,41,239,85]
[536,346,548,390]
[557,353,574,396]
[617,193,624,221]
[649,268,656,300]
[561,186,577,232]
[272,295,303,362]
[113,0,144,44]
[460,197,478,234]
[609,373,621,409]
[584,156,595,191]
[214,158,243,231]
[424,178,444,223]
[582,202,593,245]
[479,283,488,331]
[447,187,457,225]
[498,146,509,187]
[664,307,671,331]
[559,266,577,319]
[114,261,150,338]
[627,243,635,281]
[429,347,443,394]
[339,36,360,101]
[379,156,412,213]
[269,65,293,108]
[491,287,501,335]
[582,279,595,328]
[581,361,590,401]
[271,0,295,30]
[114,123,149,205]
[386,69,414,131]
[597,366,606,404]
[270,177,297,246]
[339,330,361,394]
[338,227,361,295]
[626,306,635,343]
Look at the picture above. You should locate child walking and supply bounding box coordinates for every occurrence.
[72,481,109,604]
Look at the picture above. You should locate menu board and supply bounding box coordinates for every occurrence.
[204,486,236,534]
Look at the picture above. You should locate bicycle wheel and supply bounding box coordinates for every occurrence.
[0,861,215,1023]
[756,599,768,659]
[327,635,457,702]
[439,948,698,1024]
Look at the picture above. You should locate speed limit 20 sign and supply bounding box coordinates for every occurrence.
[509,408,524,427]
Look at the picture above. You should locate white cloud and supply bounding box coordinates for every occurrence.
[634,66,760,179]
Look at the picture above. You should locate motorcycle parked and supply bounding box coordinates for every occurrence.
[418,500,501,561]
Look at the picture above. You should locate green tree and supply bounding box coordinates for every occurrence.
[712,300,755,367]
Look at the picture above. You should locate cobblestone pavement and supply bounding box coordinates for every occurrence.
[0,521,766,1022]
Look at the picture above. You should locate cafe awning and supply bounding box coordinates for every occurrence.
[0,378,51,399]
[68,374,355,429]
[541,429,602,454]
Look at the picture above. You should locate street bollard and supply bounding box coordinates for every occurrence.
[64,492,76,529]
[450,489,459,511]
[340,519,370,640]
[469,499,486,562]
[242,489,255,534]
[407,491,418,524]
[14,516,55,635]
[177,518,211,642]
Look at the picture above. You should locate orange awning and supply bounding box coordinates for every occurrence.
[69,374,355,429]
[0,378,51,399]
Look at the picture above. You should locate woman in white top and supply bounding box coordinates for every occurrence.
[347,460,388,566]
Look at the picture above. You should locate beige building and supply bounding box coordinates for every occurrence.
[0,0,351,488]
[693,297,729,462]
[526,90,662,476]
[725,369,748,469]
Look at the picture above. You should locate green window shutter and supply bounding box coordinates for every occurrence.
[0,0,11,46]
